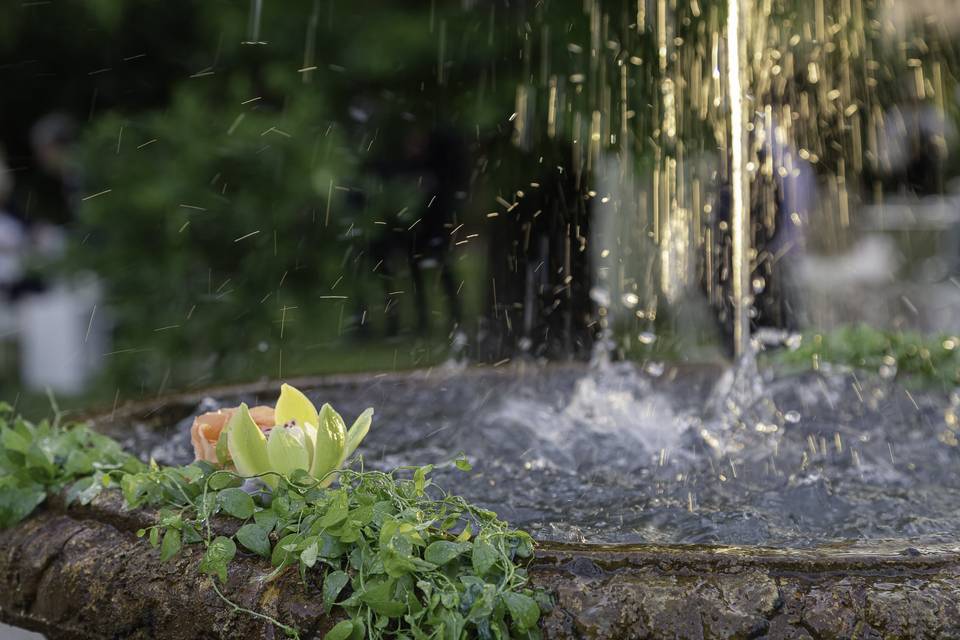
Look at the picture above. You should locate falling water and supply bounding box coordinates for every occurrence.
[20,0,950,557]
[727,0,751,359]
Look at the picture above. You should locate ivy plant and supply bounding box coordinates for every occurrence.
[0,405,548,639]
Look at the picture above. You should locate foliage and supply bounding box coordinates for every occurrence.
[0,407,547,639]
[771,324,960,388]
[37,0,521,396]
[0,402,143,528]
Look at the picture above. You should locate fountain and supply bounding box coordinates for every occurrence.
[2,0,960,637]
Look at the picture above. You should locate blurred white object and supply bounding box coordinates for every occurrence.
[798,235,900,288]
[0,623,44,639]
[17,276,106,394]
[0,212,25,288]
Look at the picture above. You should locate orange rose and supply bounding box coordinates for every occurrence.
[191,405,275,464]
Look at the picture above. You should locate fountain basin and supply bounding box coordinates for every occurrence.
[2,367,959,638]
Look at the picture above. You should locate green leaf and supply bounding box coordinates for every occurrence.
[359,578,405,616]
[160,528,182,562]
[301,540,319,568]
[341,408,373,463]
[454,455,473,472]
[310,403,346,483]
[226,404,270,478]
[254,509,279,531]
[322,620,354,640]
[317,532,347,560]
[236,523,271,557]
[424,540,468,566]
[323,570,350,613]
[218,487,255,519]
[413,465,432,496]
[271,533,301,567]
[267,427,311,476]
[215,429,230,467]
[208,472,240,491]
[0,481,46,528]
[472,539,498,576]
[502,592,540,631]
[200,536,236,584]
[318,491,349,528]
[64,450,93,475]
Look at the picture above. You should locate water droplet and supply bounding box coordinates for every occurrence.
[638,332,657,345]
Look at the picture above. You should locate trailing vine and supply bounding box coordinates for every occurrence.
[0,404,548,639]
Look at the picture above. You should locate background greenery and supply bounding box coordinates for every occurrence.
[3,0,960,417]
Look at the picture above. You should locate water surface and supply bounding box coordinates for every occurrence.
[127,363,960,548]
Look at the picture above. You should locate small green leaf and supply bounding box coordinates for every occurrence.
[236,523,271,557]
[322,620,354,640]
[218,487,255,519]
[413,465,432,496]
[454,455,473,472]
[200,536,236,584]
[472,539,498,576]
[208,472,240,491]
[322,570,350,613]
[424,540,468,566]
[0,482,45,528]
[160,528,181,562]
[64,450,93,475]
[215,429,229,467]
[254,509,279,531]
[502,592,541,631]
[318,492,349,528]
[301,540,319,568]
[359,578,405,616]
[271,533,301,567]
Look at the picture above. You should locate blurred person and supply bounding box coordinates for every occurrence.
[876,97,956,197]
[708,111,816,339]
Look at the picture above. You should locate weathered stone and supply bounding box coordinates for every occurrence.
[2,496,960,638]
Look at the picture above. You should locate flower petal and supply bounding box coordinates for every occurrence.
[267,427,311,477]
[226,403,271,478]
[340,408,374,465]
[309,403,346,483]
[275,384,319,430]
